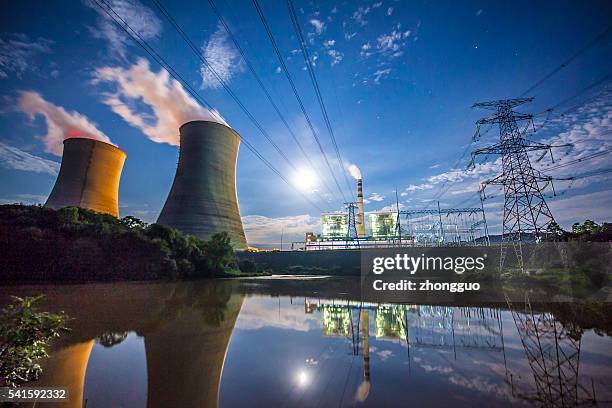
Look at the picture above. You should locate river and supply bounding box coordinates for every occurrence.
[1,277,611,407]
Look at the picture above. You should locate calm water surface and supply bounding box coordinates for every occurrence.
[1,277,611,407]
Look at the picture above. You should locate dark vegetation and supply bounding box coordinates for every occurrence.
[545,220,612,242]
[0,295,68,387]
[0,204,259,282]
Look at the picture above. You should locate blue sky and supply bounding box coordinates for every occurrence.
[1,0,611,246]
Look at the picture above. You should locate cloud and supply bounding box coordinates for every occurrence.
[363,192,385,204]
[83,0,162,58]
[323,39,336,47]
[476,9,483,15]
[326,49,344,66]
[352,6,371,26]
[0,33,53,78]
[0,193,48,205]
[373,68,391,84]
[309,19,326,34]
[375,24,411,58]
[93,58,227,146]
[200,22,244,89]
[18,91,112,156]
[0,141,60,175]
[548,190,612,228]
[386,7,393,16]
[242,214,321,247]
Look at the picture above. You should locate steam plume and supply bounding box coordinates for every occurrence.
[94,58,228,146]
[18,91,112,156]
[348,163,362,179]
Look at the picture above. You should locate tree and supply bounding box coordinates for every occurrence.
[0,296,68,387]
[200,232,236,275]
[120,216,147,230]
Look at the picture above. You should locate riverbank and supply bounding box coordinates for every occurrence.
[0,205,259,283]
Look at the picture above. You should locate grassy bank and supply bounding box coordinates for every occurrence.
[0,205,264,283]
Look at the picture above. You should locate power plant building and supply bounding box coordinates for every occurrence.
[157,121,247,250]
[45,137,126,217]
[369,212,398,239]
[321,213,348,239]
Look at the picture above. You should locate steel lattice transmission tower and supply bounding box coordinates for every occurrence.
[345,202,359,243]
[470,98,566,271]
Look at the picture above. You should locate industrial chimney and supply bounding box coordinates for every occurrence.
[157,121,247,250]
[357,178,365,238]
[45,138,126,217]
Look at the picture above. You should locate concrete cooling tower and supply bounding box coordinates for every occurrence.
[157,121,247,250]
[45,138,126,217]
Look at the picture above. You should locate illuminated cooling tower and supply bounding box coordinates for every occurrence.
[45,138,126,217]
[157,121,247,250]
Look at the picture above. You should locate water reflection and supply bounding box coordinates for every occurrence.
[0,278,610,407]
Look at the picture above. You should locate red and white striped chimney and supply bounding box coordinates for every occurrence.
[357,178,365,237]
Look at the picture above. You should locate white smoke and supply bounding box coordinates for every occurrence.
[348,163,362,180]
[94,59,228,146]
[18,91,112,156]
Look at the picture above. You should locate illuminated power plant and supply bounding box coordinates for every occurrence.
[157,121,248,250]
[292,171,489,250]
[45,138,126,217]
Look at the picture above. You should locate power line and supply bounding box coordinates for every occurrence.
[433,28,611,204]
[286,0,356,202]
[555,167,612,181]
[150,0,295,170]
[252,0,348,205]
[520,25,611,97]
[205,0,339,206]
[92,0,324,213]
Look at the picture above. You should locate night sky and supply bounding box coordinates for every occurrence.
[1,0,610,246]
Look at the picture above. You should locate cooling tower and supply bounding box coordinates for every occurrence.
[157,121,247,250]
[45,138,126,217]
[357,179,365,237]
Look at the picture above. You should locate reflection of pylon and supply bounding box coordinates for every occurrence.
[507,297,597,407]
[470,98,568,272]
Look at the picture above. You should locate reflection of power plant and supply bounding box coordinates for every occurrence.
[315,301,506,354]
[45,138,126,217]
[16,281,243,408]
[158,121,247,250]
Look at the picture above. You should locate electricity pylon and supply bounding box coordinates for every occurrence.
[469,98,568,271]
[345,202,359,247]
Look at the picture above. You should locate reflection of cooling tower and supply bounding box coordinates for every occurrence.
[157,121,247,250]
[357,179,365,237]
[45,138,126,217]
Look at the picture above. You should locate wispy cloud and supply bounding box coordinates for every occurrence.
[373,68,391,84]
[94,58,228,146]
[375,24,411,58]
[323,39,343,66]
[18,91,112,156]
[83,0,162,59]
[0,193,49,205]
[0,141,60,175]
[200,22,244,89]
[0,33,53,79]
[309,19,326,34]
[363,192,385,204]
[242,214,321,247]
[352,6,371,26]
